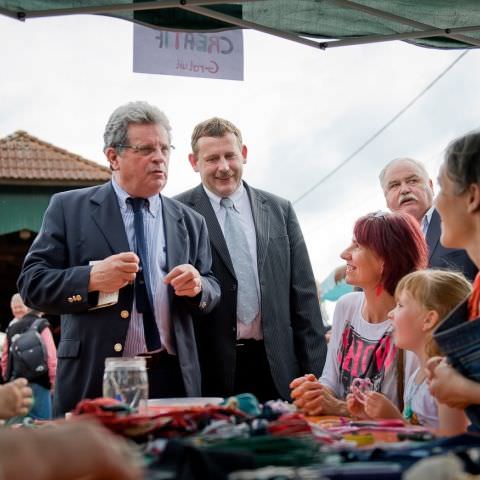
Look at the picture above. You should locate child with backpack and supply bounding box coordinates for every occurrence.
[1,306,57,420]
[347,269,471,435]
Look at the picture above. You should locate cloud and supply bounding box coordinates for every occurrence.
[1,13,480,282]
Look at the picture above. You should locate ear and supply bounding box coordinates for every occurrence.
[428,178,434,195]
[188,153,200,172]
[105,147,119,171]
[466,183,480,214]
[241,145,248,164]
[423,310,440,332]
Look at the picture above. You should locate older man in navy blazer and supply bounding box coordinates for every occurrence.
[176,117,327,402]
[380,157,477,281]
[18,102,220,416]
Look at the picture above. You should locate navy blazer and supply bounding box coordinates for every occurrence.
[175,183,327,400]
[18,182,220,416]
[427,209,477,282]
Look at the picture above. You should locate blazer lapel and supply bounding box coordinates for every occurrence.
[426,208,441,262]
[162,196,188,272]
[162,196,188,304]
[189,185,236,278]
[246,183,270,272]
[90,183,130,253]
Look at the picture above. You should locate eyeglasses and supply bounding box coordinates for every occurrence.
[116,143,175,157]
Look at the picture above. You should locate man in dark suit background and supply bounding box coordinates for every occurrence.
[380,157,477,281]
[18,101,220,416]
[175,117,327,402]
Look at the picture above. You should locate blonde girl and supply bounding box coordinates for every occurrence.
[348,269,471,435]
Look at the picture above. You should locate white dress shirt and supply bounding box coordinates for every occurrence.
[111,179,174,355]
[421,206,435,237]
[204,183,263,340]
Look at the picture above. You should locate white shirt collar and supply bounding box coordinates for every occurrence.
[203,182,246,213]
[422,205,435,229]
[111,178,160,217]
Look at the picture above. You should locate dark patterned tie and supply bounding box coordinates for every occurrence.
[127,197,161,351]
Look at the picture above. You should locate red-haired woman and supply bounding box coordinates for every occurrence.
[290,211,428,416]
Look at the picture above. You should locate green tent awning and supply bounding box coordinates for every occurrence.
[1,1,480,50]
[0,191,51,235]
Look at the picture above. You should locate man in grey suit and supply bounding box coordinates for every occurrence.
[18,102,220,416]
[175,117,327,402]
[380,157,477,280]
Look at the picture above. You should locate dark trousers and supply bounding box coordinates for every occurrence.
[144,351,186,398]
[233,339,279,403]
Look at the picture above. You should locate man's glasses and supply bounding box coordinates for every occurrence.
[116,143,175,157]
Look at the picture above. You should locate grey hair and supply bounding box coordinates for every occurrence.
[444,130,480,195]
[379,157,430,191]
[103,101,172,151]
[10,293,24,304]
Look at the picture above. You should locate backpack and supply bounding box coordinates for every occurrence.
[9,318,48,381]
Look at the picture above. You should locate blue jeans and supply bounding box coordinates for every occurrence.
[433,298,480,429]
[28,383,52,420]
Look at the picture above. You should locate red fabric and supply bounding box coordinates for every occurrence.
[468,272,480,320]
[72,398,246,440]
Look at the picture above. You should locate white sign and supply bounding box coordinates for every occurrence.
[133,25,244,81]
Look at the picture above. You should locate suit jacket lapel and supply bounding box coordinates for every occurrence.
[162,196,188,304]
[426,208,440,262]
[189,185,236,278]
[246,183,270,272]
[90,183,130,253]
[162,196,187,272]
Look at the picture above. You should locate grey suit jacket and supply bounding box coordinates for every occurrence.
[18,182,220,415]
[175,183,327,400]
[427,209,477,281]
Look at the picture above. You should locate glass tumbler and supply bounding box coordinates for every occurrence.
[103,357,148,412]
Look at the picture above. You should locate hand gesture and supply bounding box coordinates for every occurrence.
[0,378,33,419]
[363,391,403,420]
[290,374,342,415]
[164,264,202,297]
[346,393,367,419]
[426,356,480,409]
[89,252,139,293]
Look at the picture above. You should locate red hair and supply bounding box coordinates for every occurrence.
[354,211,428,296]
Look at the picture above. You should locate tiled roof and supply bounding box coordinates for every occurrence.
[0,130,111,185]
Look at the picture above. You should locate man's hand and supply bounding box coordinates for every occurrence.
[164,264,202,297]
[88,253,139,293]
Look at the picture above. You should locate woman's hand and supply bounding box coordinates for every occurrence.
[290,374,346,416]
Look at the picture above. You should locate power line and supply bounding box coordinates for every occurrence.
[292,50,469,206]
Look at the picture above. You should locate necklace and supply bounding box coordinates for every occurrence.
[403,370,426,424]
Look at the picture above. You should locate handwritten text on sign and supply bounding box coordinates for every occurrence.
[133,25,244,81]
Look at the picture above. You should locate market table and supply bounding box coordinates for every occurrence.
[62,398,480,480]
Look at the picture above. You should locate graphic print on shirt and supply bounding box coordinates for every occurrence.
[337,321,397,398]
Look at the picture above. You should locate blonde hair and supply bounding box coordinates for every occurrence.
[395,269,472,356]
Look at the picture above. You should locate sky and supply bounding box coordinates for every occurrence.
[2,12,480,292]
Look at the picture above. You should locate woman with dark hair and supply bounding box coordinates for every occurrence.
[290,211,428,416]
[426,130,480,428]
